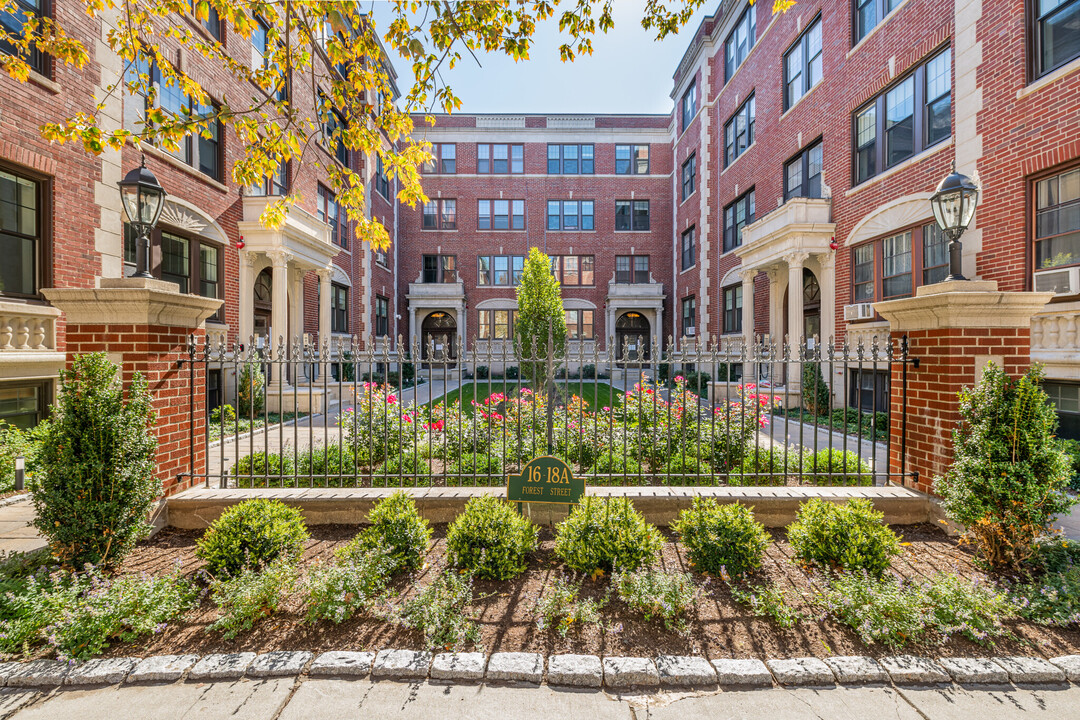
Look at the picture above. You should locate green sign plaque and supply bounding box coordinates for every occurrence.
[507,456,585,505]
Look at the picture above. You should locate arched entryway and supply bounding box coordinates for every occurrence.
[783,268,821,344]
[615,312,651,364]
[421,311,457,364]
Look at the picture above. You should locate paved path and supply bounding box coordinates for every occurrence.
[2,678,1079,720]
[0,497,43,557]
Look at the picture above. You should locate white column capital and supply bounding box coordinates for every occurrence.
[239,249,258,268]
[784,251,810,268]
[316,266,334,282]
[267,249,292,268]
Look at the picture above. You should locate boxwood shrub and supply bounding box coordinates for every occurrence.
[671,498,770,578]
[587,450,645,486]
[554,497,662,573]
[196,499,309,577]
[337,491,431,574]
[787,498,900,576]
[805,448,873,486]
[374,451,432,487]
[727,447,799,487]
[660,452,715,485]
[446,495,538,580]
[445,452,504,485]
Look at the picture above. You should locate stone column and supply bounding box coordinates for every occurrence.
[785,252,809,349]
[740,269,755,343]
[238,251,255,344]
[317,266,333,378]
[817,252,836,346]
[875,280,1052,493]
[43,278,223,498]
[766,267,783,345]
[267,249,291,387]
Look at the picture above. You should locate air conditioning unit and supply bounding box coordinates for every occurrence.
[1034,266,1080,295]
[686,327,696,336]
[844,303,875,321]
[302,333,313,347]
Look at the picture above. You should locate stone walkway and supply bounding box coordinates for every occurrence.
[1,676,1078,720]
[0,497,44,557]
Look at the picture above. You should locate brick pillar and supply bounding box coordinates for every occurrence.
[43,278,223,496]
[875,280,1052,495]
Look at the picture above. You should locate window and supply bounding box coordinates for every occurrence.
[784,16,822,109]
[546,200,594,231]
[848,369,889,413]
[615,200,650,231]
[615,145,650,174]
[681,227,695,270]
[123,225,222,317]
[123,58,224,180]
[0,167,43,298]
[422,254,457,283]
[681,154,696,201]
[723,189,755,252]
[374,296,389,337]
[317,185,348,248]
[477,143,523,174]
[251,17,269,69]
[723,285,743,334]
[375,155,390,200]
[329,284,348,333]
[1,0,46,76]
[426,143,456,174]
[565,309,595,340]
[478,199,525,230]
[375,246,388,267]
[724,95,755,166]
[194,0,223,40]
[1045,381,1080,440]
[854,0,903,44]
[248,159,289,196]
[615,255,650,284]
[478,309,518,340]
[784,140,823,200]
[323,106,348,166]
[422,198,456,230]
[681,81,697,131]
[725,3,756,82]
[681,296,696,336]
[1035,165,1080,272]
[552,255,595,286]
[854,48,951,184]
[0,381,49,429]
[851,221,954,303]
[477,255,525,286]
[1033,0,1080,78]
[547,144,594,174]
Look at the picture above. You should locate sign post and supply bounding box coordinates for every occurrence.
[507,456,585,510]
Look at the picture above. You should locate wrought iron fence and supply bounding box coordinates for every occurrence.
[181,333,913,490]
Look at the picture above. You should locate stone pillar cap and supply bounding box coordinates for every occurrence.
[874,282,1053,332]
[43,282,223,328]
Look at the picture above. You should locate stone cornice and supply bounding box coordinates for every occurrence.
[43,278,224,329]
[874,281,1054,332]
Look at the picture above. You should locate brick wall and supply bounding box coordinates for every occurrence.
[63,324,207,496]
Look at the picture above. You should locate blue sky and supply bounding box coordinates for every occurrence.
[365,0,715,115]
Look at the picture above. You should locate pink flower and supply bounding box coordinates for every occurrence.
[675,375,684,382]
[386,394,397,404]
[603,406,611,412]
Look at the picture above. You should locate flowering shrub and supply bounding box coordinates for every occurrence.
[208,557,298,640]
[534,574,606,636]
[725,579,802,629]
[303,550,393,624]
[395,570,481,650]
[702,383,778,473]
[339,382,419,464]
[613,567,701,633]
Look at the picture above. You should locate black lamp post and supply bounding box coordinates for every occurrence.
[930,163,979,282]
[118,156,167,279]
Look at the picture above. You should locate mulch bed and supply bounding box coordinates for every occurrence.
[107,523,1080,661]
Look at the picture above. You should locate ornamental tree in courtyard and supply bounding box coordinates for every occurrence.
[515,247,567,449]
[0,0,792,250]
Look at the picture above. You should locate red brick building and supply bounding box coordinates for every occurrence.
[1,0,1078,439]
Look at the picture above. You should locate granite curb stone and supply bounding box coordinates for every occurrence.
[65,657,137,685]
[879,656,950,684]
[993,656,1068,684]
[372,649,432,680]
[711,658,773,687]
[5,660,70,687]
[823,656,888,684]
[127,655,201,683]
[247,651,313,678]
[766,658,835,686]
[188,653,257,681]
[430,653,487,681]
[0,662,22,687]
[1049,655,1080,682]
[602,657,660,688]
[309,651,375,677]
[547,654,603,688]
[656,656,717,686]
[487,652,544,684]
[938,657,1010,684]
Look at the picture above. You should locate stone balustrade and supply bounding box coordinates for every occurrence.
[0,301,61,352]
[1030,301,1080,379]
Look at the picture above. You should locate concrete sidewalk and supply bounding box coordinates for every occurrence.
[0,497,44,556]
[3,677,1079,720]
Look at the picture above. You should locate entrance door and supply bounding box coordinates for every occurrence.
[253,268,273,348]
[421,311,457,366]
[615,312,651,366]
[782,268,822,347]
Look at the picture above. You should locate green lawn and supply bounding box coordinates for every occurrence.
[431,381,619,413]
